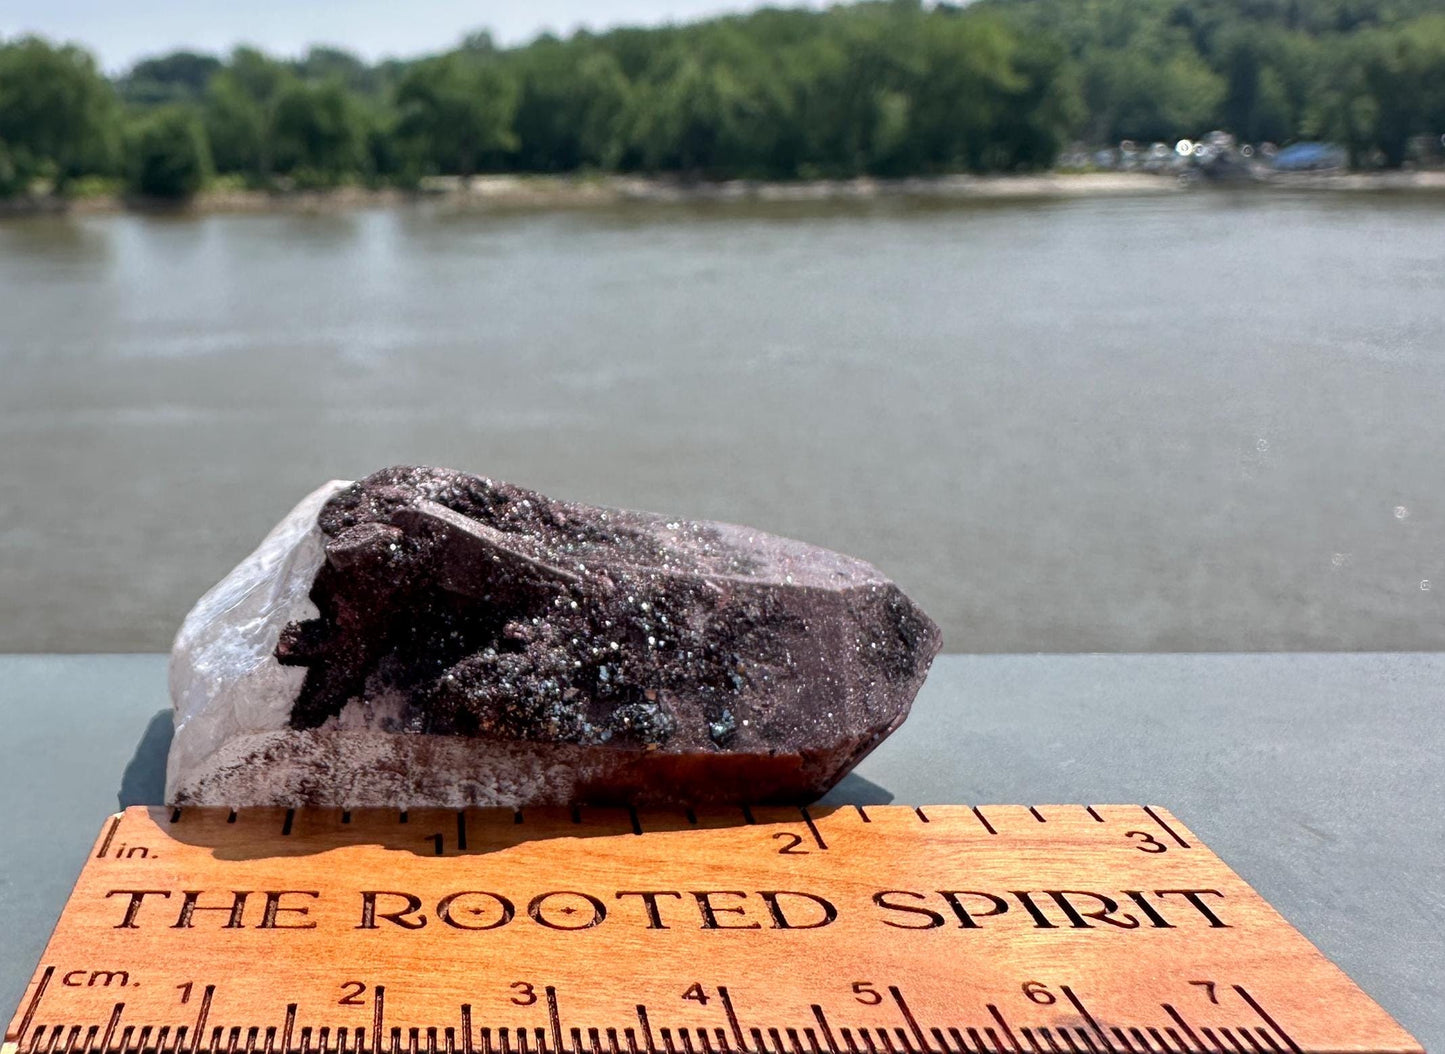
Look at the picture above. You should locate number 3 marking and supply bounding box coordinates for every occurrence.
[1127,830,1168,853]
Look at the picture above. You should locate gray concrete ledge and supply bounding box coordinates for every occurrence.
[0,653,1440,1048]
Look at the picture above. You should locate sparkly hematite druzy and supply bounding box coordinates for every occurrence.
[167,467,941,806]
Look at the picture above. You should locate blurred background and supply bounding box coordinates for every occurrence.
[1,0,1443,654]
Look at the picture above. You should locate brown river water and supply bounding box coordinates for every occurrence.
[2,190,1442,652]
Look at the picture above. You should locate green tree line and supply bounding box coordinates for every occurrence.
[2,0,1443,199]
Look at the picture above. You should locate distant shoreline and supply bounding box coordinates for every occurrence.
[5,170,1445,217]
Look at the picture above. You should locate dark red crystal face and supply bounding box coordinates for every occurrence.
[275,466,940,802]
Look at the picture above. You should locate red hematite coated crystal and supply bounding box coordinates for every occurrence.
[167,467,941,807]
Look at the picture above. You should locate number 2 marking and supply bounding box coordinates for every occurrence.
[773,832,809,855]
[339,981,367,1006]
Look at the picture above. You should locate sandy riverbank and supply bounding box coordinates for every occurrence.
[4,169,1445,217]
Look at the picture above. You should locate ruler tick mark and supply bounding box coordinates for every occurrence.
[281,810,295,837]
[15,965,54,1048]
[889,988,929,1054]
[718,989,746,1054]
[811,1007,839,1054]
[1232,988,1299,1054]
[189,987,213,1054]
[972,807,997,835]
[987,1006,1021,1053]
[800,808,828,850]
[913,807,930,824]
[634,1009,654,1054]
[1227,1027,1259,1054]
[1252,1028,1282,1054]
[1144,1028,1172,1054]
[545,989,563,1054]
[1085,807,1104,823]
[1143,808,1190,849]
[628,808,643,836]
[457,812,468,851]
[99,1004,122,1054]
[1061,988,1112,1053]
[1160,1006,1202,1053]
[373,986,386,1054]
[96,818,120,859]
[1028,807,1047,823]
[854,805,870,823]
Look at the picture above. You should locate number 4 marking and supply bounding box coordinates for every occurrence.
[1190,980,1219,1004]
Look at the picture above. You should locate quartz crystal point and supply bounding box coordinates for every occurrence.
[167,467,941,806]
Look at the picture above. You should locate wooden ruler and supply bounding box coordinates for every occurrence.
[3,805,1420,1054]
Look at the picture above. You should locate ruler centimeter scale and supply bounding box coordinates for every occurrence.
[3,805,1421,1054]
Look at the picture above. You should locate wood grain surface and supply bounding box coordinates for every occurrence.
[2,806,1421,1054]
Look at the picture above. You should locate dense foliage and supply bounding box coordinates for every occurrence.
[1,0,1443,198]
[124,105,210,197]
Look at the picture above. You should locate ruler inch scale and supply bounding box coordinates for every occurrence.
[3,805,1420,1054]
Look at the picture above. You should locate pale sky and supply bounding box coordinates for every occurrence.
[2,0,828,73]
